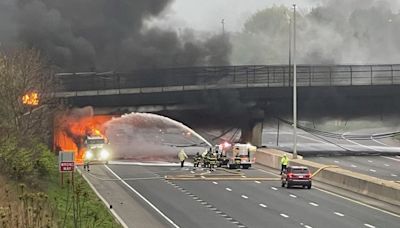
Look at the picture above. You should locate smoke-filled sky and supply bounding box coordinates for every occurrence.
[0,0,399,71]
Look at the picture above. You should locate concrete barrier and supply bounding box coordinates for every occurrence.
[256,148,400,207]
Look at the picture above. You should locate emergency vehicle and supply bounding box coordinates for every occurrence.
[84,134,111,164]
[217,142,256,169]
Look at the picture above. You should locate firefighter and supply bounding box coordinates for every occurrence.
[209,153,217,171]
[193,152,201,168]
[83,156,90,172]
[178,149,188,168]
[234,154,241,169]
[280,154,289,174]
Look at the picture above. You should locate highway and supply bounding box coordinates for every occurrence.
[262,123,400,181]
[82,162,400,228]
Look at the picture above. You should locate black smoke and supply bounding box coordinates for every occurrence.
[0,0,231,71]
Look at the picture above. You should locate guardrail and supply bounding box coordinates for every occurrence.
[55,64,400,92]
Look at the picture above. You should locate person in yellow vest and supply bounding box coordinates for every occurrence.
[234,154,241,169]
[178,149,188,168]
[280,154,289,174]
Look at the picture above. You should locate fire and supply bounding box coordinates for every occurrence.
[54,114,113,164]
[22,91,39,106]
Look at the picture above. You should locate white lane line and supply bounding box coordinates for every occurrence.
[241,195,249,199]
[334,160,339,163]
[315,187,400,218]
[309,202,319,207]
[304,225,313,228]
[334,212,345,217]
[225,188,232,192]
[105,165,180,228]
[342,133,379,152]
[271,187,278,191]
[255,181,261,184]
[364,224,376,228]
[259,203,267,208]
[201,202,207,205]
[384,164,390,167]
[212,181,218,185]
[190,171,195,174]
[225,217,233,220]
[371,135,392,147]
[238,225,246,228]
[280,213,289,218]
[289,194,297,198]
[390,174,398,177]
[382,156,400,162]
[201,176,205,179]
[367,160,373,163]
[351,164,357,168]
[78,168,129,228]
[232,221,239,224]
[369,169,376,173]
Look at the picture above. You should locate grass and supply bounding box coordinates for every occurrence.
[47,170,122,228]
[0,167,122,228]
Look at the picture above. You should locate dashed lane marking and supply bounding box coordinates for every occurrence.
[105,165,180,228]
[304,225,313,228]
[309,202,319,207]
[280,213,289,218]
[334,160,339,163]
[369,169,376,173]
[390,174,398,177]
[334,212,345,217]
[364,224,376,228]
[212,181,218,185]
[255,181,261,184]
[384,164,390,167]
[351,164,357,168]
[315,187,400,218]
[259,204,267,208]
[368,160,373,163]
[241,195,249,199]
[289,194,297,198]
[271,187,278,191]
[190,171,195,174]
[226,188,232,192]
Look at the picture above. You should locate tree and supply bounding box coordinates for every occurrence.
[0,48,56,142]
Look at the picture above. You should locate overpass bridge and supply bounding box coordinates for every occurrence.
[54,64,400,145]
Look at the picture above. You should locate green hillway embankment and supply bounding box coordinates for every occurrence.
[256,149,400,208]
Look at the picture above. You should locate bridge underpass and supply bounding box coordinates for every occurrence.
[54,64,400,147]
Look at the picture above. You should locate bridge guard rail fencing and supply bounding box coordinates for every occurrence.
[54,64,400,93]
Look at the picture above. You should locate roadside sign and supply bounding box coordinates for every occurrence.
[59,151,75,172]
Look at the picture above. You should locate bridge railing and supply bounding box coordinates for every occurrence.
[55,64,400,92]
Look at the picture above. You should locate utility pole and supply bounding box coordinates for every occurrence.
[221,19,225,35]
[292,3,298,159]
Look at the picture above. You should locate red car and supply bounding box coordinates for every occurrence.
[281,166,312,189]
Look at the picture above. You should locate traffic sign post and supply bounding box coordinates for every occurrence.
[59,151,75,186]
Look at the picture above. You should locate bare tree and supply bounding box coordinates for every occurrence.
[0,48,56,143]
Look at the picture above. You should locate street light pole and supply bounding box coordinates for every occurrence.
[221,19,225,35]
[292,3,298,159]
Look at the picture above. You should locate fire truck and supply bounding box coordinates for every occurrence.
[84,134,110,164]
[217,142,256,169]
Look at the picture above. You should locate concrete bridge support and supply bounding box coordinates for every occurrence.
[240,110,264,147]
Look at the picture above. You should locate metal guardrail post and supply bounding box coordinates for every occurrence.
[391,65,394,85]
[350,65,353,85]
[370,65,373,85]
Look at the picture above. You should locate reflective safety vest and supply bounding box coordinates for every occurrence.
[281,156,289,166]
[209,156,217,165]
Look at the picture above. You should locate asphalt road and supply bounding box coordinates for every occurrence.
[307,155,400,181]
[85,162,400,228]
[262,124,400,156]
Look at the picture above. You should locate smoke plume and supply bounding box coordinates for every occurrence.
[0,0,231,71]
[231,0,400,64]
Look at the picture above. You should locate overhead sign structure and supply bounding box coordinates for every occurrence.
[59,151,75,172]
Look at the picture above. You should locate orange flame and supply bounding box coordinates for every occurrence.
[54,115,113,164]
[22,91,39,106]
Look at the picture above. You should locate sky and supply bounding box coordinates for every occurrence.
[157,0,317,32]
